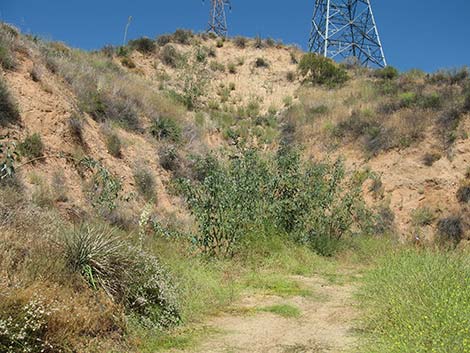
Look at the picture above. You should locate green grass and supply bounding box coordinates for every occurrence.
[242,273,311,297]
[259,304,301,318]
[357,249,470,353]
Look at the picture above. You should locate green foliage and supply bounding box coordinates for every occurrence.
[105,132,122,158]
[411,207,435,227]
[298,53,348,87]
[160,44,182,68]
[63,224,180,328]
[149,116,182,143]
[358,250,470,353]
[81,157,122,212]
[178,147,370,257]
[172,29,193,45]
[120,56,136,69]
[129,37,156,54]
[209,60,225,72]
[0,76,20,126]
[0,136,17,180]
[134,167,156,201]
[227,62,237,74]
[156,34,172,47]
[158,145,180,172]
[0,24,17,71]
[374,66,399,80]
[18,133,44,159]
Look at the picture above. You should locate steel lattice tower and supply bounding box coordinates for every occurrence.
[309,0,387,68]
[205,0,231,37]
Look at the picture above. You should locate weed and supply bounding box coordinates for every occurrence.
[160,44,181,67]
[120,56,136,69]
[149,116,182,143]
[437,216,463,245]
[105,131,122,158]
[422,151,441,166]
[216,39,224,48]
[158,144,181,172]
[259,304,301,318]
[286,71,295,82]
[156,34,172,47]
[51,170,68,202]
[411,207,435,227]
[30,64,43,82]
[172,29,193,45]
[359,250,470,353]
[374,66,399,80]
[227,62,237,74]
[253,36,264,49]
[18,133,44,159]
[68,113,85,144]
[209,60,225,72]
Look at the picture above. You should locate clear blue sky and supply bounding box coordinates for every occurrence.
[1,0,469,72]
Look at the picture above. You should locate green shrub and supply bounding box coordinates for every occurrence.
[129,37,156,54]
[172,29,193,45]
[264,38,276,47]
[18,133,44,159]
[0,25,17,70]
[105,132,122,158]
[422,152,441,166]
[133,167,156,201]
[160,44,181,68]
[233,36,247,49]
[374,66,399,80]
[359,250,470,353]
[178,147,370,257]
[227,62,237,74]
[298,53,348,87]
[255,57,269,68]
[0,77,20,126]
[149,117,182,143]
[216,39,224,48]
[209,61,225,72]
[195,46,208,63]
[0,137,18,181]
[63,224,180,328]
[253,36,264,49]
[286,71,295,82]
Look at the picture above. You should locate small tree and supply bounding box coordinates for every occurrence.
[298,53,348,87]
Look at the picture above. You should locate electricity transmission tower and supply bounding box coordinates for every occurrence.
[204,0,231,37]
[309,0,387,68]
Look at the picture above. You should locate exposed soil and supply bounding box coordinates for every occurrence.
[185,271,360,353]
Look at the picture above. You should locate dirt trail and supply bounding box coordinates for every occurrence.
[187,271,360,353]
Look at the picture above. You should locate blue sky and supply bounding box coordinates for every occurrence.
[1,0,469,72]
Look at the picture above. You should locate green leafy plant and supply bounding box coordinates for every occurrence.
[374,66,399,80]
[128,37,156,54]
[133,167,156,201]
[0,136,17,180]
[18,133,44,159]
[149,116,182,143]
[298,53,348,87]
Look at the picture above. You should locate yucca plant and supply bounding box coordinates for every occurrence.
[64,224,133,299]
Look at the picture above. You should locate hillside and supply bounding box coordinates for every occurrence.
[1,23,470,353]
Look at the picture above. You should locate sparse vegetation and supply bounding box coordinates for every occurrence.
[105,131,122,158]
[149,116,182,143]
[129,37,156,54]
[233,36,247,49]
[160,44,182,67]
[134,166,156,201]
[254,57,269,68]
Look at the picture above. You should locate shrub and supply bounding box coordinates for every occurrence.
[133,167,156,201]
[0,137,18,181]
[30,64,43,82]
[255,57,269,68]
[178,147,370,257]
[68,113,84,144]
[156,34,172,47]
[233,36,247,48]
[437,108,462,147]
[216,39,224,48]
[120,56,136,69]
[0,77,20,126]
[209,61,225,72]
[0,25,17,70]
[422,152,441,166]
[265,38,276,47]
[298,53,348,87]
[105,132,122,158]
[195,46,208,62]
[456,183,470,203]
[286,71,295,82]
[63,224,180,328]
[18,133,44,159]
[129,37,156,54]
[158,144,180,172]
[51,170,68,202]
[374,66,399,80]
[437,216,463,245]
[149,117,182,143]
[172,29,193,45]
[160,44,181,67]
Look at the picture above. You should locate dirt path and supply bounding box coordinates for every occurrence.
[188,271,360,353]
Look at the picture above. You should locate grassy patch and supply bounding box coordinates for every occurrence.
[242,273,311,297]
[358,250,470,353]
[259,304,301,318]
